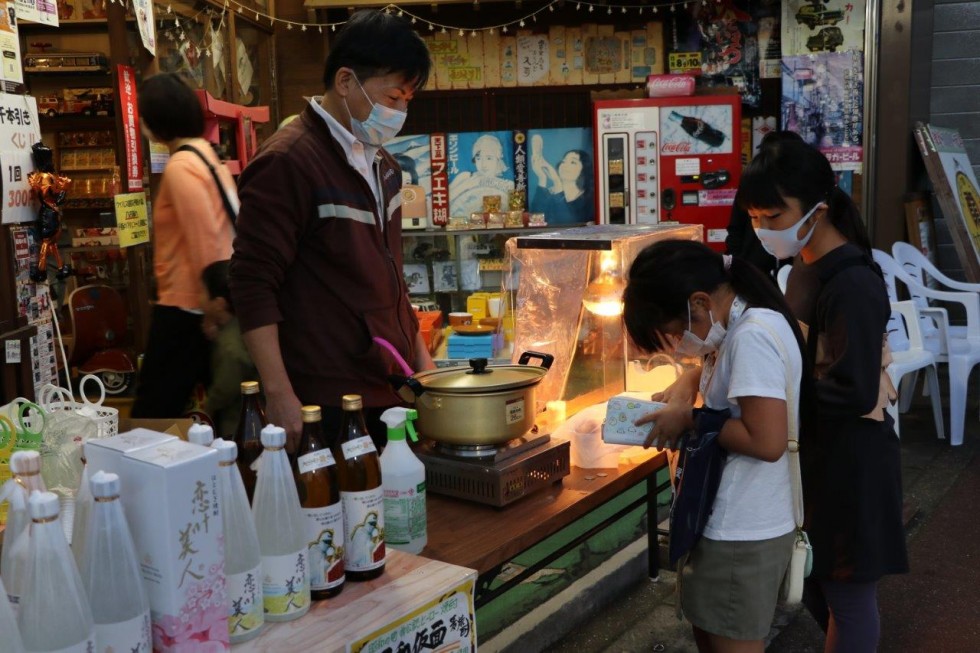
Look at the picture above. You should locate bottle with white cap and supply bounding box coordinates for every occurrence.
[79,471,151,652]
[0,576,25,652]
[252,425,310,622]
[1,451,48,614]
[17,491,95,652]
[213,438,264,642]
[187,423,215,447]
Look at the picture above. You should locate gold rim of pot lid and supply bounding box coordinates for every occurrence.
[413,363,546,393]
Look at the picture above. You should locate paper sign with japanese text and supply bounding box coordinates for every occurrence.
[115,192,150,247]
[132,0,156,55]
[348,578,476,653]
[117,65,144,190]
[0,1,22,88]
[0,95,41,224]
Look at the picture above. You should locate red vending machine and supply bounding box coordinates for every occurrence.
[593,94,741,249]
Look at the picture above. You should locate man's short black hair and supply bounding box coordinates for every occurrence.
[202,260,231,304]
[138,73,205,142]
[323,10,431,91]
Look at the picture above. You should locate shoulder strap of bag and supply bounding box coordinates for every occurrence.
[744,317,803,530]
[176,144,237,226]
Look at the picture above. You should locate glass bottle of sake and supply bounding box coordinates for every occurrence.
[1,450,48,613]
[332,395,385,581]
[293,406,345,600]
[252,425,310,622]
[0,576,24,653]
[17,491,95,652]
[188,423,215,447]
[80,471,151,653]
[213,438,264,643]
[235,381,266,502]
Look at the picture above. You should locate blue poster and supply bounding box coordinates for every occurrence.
[447,130,516,217]
[528,127,595,225]
[386,134,432,222]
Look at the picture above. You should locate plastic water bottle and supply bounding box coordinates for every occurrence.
[2,451,48,614]
[188,423,215,447]
[17,491,95,652]
[379,407,427,554]
[0,573,25,652]
[252,425,310,622]
[79,471,151,652]
[213,438,264,643]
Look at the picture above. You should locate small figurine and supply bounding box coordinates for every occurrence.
[28,141,73,281]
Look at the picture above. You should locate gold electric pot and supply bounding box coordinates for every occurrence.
[393,352,554,445]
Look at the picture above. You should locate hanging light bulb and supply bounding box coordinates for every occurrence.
[606,6,611,13]
[670,3,676,11]
[429,23,435,30]
[549,4,554,10]
[319,25,322,32]
[286,23,292,29]
[459,28,464,36]
[588,4,594,11]
[301,24,307,31]
[489,26,495,33]
[532,14,537,21]
[621,6,627,12]
[332,24,336,31]
[411,17,416,23]
[576,2,581,8]
[519,19,525,26]
[471,30,476,36]
[237,5,242,12]
[441,26,447,33]
[502,25,508,32]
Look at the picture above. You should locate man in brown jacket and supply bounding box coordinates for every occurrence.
[230,11,434,449]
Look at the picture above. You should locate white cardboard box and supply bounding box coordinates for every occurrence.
[84,428,177,476]
[602,394,668,446]
[121,439,229,651]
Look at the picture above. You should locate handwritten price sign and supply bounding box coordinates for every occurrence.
[0,95,41,225]
[115,192,150,247]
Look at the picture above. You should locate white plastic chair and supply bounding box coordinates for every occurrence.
[874,249,980,445]
[777,264,792,295]
[893,241,978,344]
[886,301,944,439]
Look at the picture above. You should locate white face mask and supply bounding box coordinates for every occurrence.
[673,301,726,358]
[344,75,407,146]
[754,202,822,260]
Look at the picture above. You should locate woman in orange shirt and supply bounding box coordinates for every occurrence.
[131,73,237,418]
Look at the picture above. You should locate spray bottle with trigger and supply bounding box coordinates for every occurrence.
[379,407,427,555]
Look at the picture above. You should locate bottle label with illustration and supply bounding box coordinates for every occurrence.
[94,611,151,653]
[303,503,346,590]
[383,481,427,544]
[298,449,336,474]
[261,551,310,617]
[47,635,96,653]
[341,488,386,572]
[227,565,264,638]
[341,436,377,461]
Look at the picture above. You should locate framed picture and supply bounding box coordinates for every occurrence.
[402,263,431,295]
[432,261,458,292]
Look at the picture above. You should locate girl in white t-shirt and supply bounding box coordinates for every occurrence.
[622,240,808,653]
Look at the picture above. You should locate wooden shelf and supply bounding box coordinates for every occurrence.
[19,18,134,31]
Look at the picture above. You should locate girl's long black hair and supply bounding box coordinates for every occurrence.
[735,139,872,256]
[623,240,814,432]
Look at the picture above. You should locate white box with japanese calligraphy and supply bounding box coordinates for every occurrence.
[84,428,177,477]
[120,439,230,651]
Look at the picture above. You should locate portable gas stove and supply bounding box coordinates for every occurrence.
[417,431,570,507]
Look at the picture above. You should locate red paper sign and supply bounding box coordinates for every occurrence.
[117,64,144,191]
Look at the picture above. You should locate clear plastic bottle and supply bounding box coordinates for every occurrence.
[188,423,215,447]
[0,576,25,653]
[70,456,92,570]
[293,406,345,600]
[213,438,264,643]
[333,395,386,581]
[379,407,427,554]
[17,491,95,652]
[79,471,151,652]
[2,451,48,614]
[252,425,310,622]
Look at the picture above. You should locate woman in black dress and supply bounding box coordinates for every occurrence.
[736,140,908,653]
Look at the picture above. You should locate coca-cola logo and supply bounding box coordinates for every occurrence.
[646,75,696,97]
[662,142,693,154]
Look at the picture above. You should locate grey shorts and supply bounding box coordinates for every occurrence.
[679,530,796,640]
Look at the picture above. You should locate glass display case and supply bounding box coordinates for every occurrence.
[506,223,703,417]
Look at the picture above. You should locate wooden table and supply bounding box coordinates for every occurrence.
[421,449,669,606]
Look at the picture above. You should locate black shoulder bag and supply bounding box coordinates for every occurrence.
[176,143,238,226]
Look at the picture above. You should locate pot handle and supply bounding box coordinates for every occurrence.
[387,374,426,404]
[518,351,555,370]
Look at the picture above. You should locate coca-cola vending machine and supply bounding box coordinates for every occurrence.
[593,93,741,249]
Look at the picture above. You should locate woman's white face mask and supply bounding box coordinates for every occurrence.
[754,202,823,260]
[673,301,726,358]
